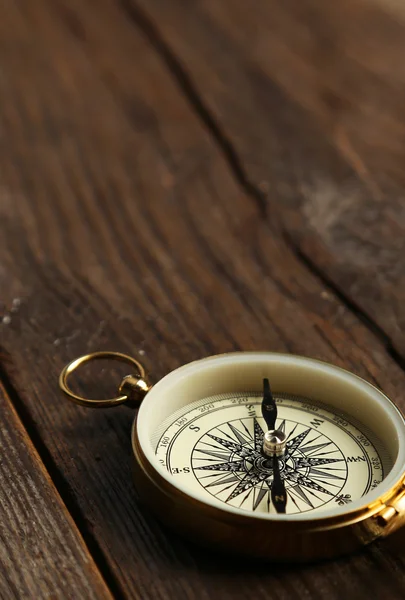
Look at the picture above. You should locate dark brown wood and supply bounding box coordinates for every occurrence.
[0,0,405,598]
[0,382,112,599]
[132,0,405,358]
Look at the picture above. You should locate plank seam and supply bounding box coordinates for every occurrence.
[0,355,126,600]
[117,0,267,219]
[283,232,405,373]
[118,0,405,376]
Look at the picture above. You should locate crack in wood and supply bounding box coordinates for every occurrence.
[115,0,405,376]
[283,231,405,374]
[117,0,268,218]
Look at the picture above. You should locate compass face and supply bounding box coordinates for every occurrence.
[155,393,390,515]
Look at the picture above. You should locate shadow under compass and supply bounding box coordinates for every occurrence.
[156,529,405,600]
[59,406,405,600]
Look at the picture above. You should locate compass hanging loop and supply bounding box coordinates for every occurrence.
[59,351,152,408]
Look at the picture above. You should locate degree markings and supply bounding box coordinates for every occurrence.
[155,394,386,515]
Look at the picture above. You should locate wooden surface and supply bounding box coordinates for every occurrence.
[1,0,405,597]
[0,382,111,600]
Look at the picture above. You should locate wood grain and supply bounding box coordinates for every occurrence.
[0,0,405,598]
[131,0,405,358]
[0,381,112,600]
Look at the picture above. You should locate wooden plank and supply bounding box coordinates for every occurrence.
[0,381,112,599]
[130,0,405,358]
[1,0,405,598]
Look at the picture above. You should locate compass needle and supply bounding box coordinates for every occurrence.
[161,379,389,522]
[61,350,403,560]
[271,454,287,514]
[261,378,277,431]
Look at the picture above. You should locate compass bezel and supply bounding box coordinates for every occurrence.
[135,352,405,524]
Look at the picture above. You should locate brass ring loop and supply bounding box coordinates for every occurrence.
[59,351,146,408]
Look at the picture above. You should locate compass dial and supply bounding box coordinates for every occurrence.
[155,393,390,515]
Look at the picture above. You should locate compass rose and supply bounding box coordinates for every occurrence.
[191,417,347,513]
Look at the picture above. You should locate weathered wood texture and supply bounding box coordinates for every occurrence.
[134,0,405,357]
[0,0,405,598]
[0,382,111,600]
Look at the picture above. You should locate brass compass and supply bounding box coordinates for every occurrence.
[59,351,405,561]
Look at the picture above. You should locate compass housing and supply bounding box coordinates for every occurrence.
[132,352,405,560]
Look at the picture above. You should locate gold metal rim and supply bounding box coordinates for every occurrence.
[131,458,380,561]
[130,423,394,559]
[59,351,146,408]
[131,417,404,534]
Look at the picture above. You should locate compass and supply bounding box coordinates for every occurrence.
[59,351,405,561]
